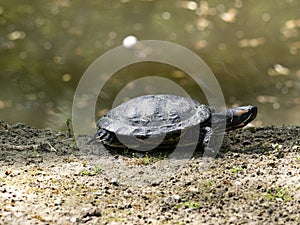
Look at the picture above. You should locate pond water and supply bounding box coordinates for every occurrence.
[0,0,299,130]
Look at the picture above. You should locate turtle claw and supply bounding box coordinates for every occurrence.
[86,134,97,145]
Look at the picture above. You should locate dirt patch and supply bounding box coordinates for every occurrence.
[0,120,299,224]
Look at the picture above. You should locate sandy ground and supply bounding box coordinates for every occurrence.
[0,120,299,224]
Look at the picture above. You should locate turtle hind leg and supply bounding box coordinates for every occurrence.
[87,128,113,145]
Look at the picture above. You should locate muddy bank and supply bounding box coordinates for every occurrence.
[0,121,299,224]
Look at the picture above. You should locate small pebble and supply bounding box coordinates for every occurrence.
[173,194,181,201]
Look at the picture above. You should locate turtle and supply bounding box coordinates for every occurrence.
[91,94,257,152]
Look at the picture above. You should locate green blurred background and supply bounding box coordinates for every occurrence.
[0,0,299,130]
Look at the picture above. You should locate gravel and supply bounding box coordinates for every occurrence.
[0,120,299,224]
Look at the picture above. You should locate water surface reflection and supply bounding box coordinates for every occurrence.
[0,0,299,130]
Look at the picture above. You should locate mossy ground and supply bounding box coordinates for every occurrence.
[0,121,299,224]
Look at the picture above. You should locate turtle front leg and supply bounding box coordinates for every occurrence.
[202,127,212,149]
[202,127,218,156]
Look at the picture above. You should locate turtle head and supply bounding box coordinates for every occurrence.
[223,105,257,131]
[212,105,257,131]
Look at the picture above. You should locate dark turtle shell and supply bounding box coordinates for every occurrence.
[96,95,211,150]
[98,94,211,137]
